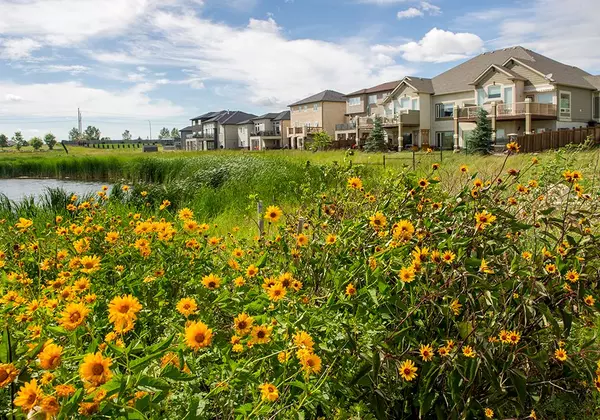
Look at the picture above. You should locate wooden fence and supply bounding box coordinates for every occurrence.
[516,126,600,153]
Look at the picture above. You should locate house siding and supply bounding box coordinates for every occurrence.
[556,85,593,122]
[475,70,512,87]
[505,61,548,87]
[346,95,366,114]
[290,102,323,127]
[321,101,347,138]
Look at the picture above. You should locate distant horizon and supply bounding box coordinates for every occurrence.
[1,0,599,139]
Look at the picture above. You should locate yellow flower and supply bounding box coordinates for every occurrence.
[347,177,363,190]
[508,331,521,345]
[399,266,416,283]
[178,208,194,220]
[392,220,415,241]
[418,178,429,189]
[250,325,272,344]
[484,407,494,418]
[293,331,314,351]
[296,233,309,247]
[0,363,19,387]
[565,270,579,282]
[499,330,510,344]
[299,351,322,375]
[267,282,286,301]
[479,258,494,274]
[58,302,90,330]
[39,343,63,370]
[555,348,568,362]
[54,384,76,398]
[459,164,469,173]
[202,273,221,290]
[184,321,213,350]
[419,344,434,362]
[545,263,557,274]
[369,212,387,230]
[80,352,112,386]
[474,210,496,230]
[233,313,254,336]
[325,234,337,245]
[442,251,456,264]
[584,295,595,306]
[259,382,279,401]
[107,295,142,333]
[438,346,449,357]
[14,379,43,412]
[398,360,418,381]
[79,255,101,274]
[450,299,462,315]
[462,346,476,358]
[176,298,198,317]
[345,283,357,296]
[15,217,34,231]
[506,141,520,153]
[264,205,282,223]
[246,264,259,278]
[40,395,60,416]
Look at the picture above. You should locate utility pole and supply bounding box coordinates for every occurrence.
[77,108,82,136]
[148,120,152,140]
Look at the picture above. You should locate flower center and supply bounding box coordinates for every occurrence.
[195,333,205,343]
[70,312,81,322]
[404,368,411,375]
[237,321,247,330]
[257,330,265,339]
[0,370,8,381]
[119,304,130,313]
[92,363,104,375]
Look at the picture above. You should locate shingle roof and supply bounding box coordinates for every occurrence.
[584,75,600,90]
[403,77,435,94]
[191,111,224,121]
[219,111,258,125]
[253,112,280,120]
[288,90,346,107]
[236,118,254,125]
[180,126,194,132]
[347,80,401,96]
[432,46,596,94]
[273,110,290,121]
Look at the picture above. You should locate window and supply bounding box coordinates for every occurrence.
[594,96,600,120]
[313,104,318,111]
[477,88,485,105]
[348,97,361,106]
[537,93,554,104]
[400,97,410,109]
[435,103,454,119]
[487,85,501,99]
[503,87,513,104]
[368,95,377,104]
[435,132,454,149]
[559,91,571,116]
[496,129,505,141]
[411,98,419,111]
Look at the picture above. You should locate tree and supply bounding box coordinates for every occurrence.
[13,131,25,151]
[171,128,181,140]
[0,134,8,148]
[158,127,171,139]
[30,136,44,151]
[122,130,132,141]
[83,126,101,142]
[100,137,111,141]
[308,131,333,151]
[69,127,82,142]
[467,108,493,154]
[44,133,57,150]
[364,116,385,152]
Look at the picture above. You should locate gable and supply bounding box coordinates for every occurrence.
[504,60,549,88]
[474,70,513,87]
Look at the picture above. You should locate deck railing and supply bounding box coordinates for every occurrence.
[458,102,557,119]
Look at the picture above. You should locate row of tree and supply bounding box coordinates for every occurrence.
[68,127,181,142]
[0,132,58,150]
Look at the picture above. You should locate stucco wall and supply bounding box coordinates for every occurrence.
[321,101,347,138]
[346,94,366,114]
[290,103,322,127]
[237,124,253,148]
[220,124,239,149]
[419,93,431,129]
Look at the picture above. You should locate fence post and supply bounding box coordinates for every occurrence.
[297,217,304,235]
[440,147,443,162]
[412,150,416,171]
[383,155,386,168]
[257,201,264,236]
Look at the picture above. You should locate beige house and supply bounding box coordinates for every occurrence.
[337,46,600,150]
[184,110,257,150]
[287,90,346,149]
[246,111,290,150]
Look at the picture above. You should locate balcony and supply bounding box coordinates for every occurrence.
[287,126,323,137]
[251,130,281,137]
[458,102,557,121]
[335,122,356,131]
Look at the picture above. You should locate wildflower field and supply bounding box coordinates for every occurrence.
[1,145,600,419]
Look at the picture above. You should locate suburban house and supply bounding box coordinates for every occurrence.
[249,111,291,150]
[287,90,346,149]
[184,110,257,150]
[336,46,600,150]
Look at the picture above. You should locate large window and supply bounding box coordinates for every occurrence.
[348,97,361,106]
[411,98,419,111]
[435,132,454,149]
[537,93,554,104]
[487,85,501,99]
[477,89,485,105]
[400,97,411,109]
[559,91,571,116]
[435,103,454,119]
[503,87,513,104]
[368,95,377,104]
[313,104,318,111]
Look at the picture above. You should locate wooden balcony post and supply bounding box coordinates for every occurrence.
[397,120,403,151]
[453,104,460,150]
[525,98,532,135]
[491,101,497,145]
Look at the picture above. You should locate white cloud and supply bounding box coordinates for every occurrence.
[357,0,410,4]
[420,1,440,15]
[397,8,423,19]
[90,13,415,107]
[5,93,22,102]
[42,65,90,74]
[377,28,483,63]
[0,38,42,59]
[0,81,184,118]
[476,0,600,71]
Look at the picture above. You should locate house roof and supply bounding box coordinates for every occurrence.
[383,76,434,104]
[584,75,600,90]
[346,80,401,96]
[432,46,597,94]
[274,110,290,121]
[218,111,258,125]
[236,118,254,125]
[180,126,194,132]
[191,111,224,121]
[288,90,346,107]
[253,112,280,120]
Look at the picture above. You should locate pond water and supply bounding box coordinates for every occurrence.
[0,179,108,202]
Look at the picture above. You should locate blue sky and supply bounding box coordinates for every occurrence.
[0,0,598,140]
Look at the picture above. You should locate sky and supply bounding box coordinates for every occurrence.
[0,0,599,140]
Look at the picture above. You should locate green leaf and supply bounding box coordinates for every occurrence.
[349,363,371,386]
[457,321,474,340]
[509,369,527,410]
[539,303,560,336]
[560,308,573,338]
[256,253,268,268]
[161,364,197,381]
[147,334,175,354]
[137,375,170,391]
[372,350,381,383]
[130,351,166,373]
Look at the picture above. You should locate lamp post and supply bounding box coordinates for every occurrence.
[148,120,152,140]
